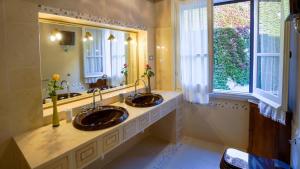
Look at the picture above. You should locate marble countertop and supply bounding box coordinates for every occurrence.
[14,90,182,169]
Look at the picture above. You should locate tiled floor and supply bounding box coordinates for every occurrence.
[103,136,226,169]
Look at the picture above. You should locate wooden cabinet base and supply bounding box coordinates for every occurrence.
[248,103,292,164]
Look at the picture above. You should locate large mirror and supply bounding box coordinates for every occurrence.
[40,21,138,105]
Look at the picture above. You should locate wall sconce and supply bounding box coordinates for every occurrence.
[83,32,93,42]
[124,36,132,45]
[107,34,116,41]
[49,29,62,42]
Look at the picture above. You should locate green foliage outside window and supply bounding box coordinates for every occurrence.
[213,27,250,90]
[213,2,250,90]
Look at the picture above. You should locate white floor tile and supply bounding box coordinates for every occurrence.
[103,136,226,169]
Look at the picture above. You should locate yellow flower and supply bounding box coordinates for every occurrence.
[52,74,60,81]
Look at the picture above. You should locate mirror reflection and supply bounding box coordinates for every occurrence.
[40,22,138,104]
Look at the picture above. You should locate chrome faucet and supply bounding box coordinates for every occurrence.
[92,88,103,110]
[61,80,70,98]
[134,79,147,95]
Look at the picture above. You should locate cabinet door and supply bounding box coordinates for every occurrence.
[248,103,291,163]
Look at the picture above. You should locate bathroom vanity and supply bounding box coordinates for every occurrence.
[13,91,183,169]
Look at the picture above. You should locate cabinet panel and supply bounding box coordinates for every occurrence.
[150,108,161,123]
[42,156,69,169]
[161,99,176,117]
[139,113,150,130]
[123,120,137,141]
[103,130,120,153]
[75,142,98,169]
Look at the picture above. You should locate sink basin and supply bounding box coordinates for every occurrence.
[125,93,164,107]
[43,93,82,104]
[73,106,129,131]
[57,92,82,100]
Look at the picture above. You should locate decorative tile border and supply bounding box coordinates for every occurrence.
[38,5,147,30]
[209,99,249,111]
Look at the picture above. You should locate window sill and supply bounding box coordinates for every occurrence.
[209,91,258,103]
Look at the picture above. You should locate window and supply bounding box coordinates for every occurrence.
[83,28,105,80]
[213,0,251,93]
[176,0,289,122]
[253,0,285,107]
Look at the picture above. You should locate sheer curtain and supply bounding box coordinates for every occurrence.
[110,31,126,87]
[179,0,210,104]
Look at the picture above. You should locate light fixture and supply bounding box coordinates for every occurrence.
[124,36,133,45]
[49,29,62,42]
[127,36,133,41]
[83,32,93,42]
[107,34,116,41]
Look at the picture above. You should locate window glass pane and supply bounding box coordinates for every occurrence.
[213,1,250,92]
[256,55,279,95]
[257,0,281,53]
[256,0,281,95]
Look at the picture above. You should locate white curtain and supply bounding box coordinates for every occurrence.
[259,101,286,124]
[179,0,210,104]
[110,31,126,87]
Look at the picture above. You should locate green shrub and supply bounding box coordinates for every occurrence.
[213,27,250,90]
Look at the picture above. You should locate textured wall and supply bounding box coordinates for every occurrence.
[0,0,155,168]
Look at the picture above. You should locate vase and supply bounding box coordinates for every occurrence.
[147,76,151,93]
[125,75,128,85]
[51,95,60,127]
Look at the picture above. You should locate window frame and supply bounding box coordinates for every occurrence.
[252,0,285,108]
[212,0,254,94]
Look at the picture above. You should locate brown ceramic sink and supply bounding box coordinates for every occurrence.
[57,92,82,100]
[43,93,82,104]
[73,106,129,131]
[125,93,164,107]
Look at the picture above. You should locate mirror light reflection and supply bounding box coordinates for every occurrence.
[40,22,138,104]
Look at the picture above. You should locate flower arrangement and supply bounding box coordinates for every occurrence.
[47,74,64,127]
[121,64,128,85]
[142,64,155,93]
[47,74,64,96]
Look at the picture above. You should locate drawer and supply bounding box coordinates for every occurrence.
[75,142,98,168]
[161,99,176,117]
[123,120,137,141]
[150,108,161,123]
[139,113,150,130]
[42,156,69,169]
[103,130,120,153]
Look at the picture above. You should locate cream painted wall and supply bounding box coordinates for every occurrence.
[182,99,249,150]
[0,0,155,168]
[155,0,176,90]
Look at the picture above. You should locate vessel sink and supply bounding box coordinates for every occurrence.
[125,93,164,107]
[73,106,129,131]
[57,92,82,100]
[43,93,82,104]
